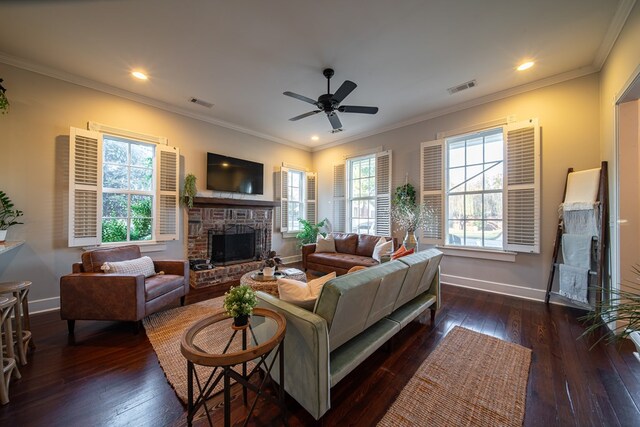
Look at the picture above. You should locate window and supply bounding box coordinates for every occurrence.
[287,170,304,231]
[446,129,504,249]
[420,119,540,253]
[276,167,316,234]
[348,155,376,234]
[332,150,392,236]
[101,137,155,243]
[68,127,179,247]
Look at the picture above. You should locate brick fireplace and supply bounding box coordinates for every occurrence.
[187,197,277,289]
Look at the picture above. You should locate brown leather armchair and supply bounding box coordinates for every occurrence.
[60,245,189,333]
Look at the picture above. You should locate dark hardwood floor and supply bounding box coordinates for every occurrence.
[1,279,639,426]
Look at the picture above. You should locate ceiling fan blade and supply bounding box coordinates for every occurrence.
[331,80,357,103]
[289,110,321,121]
[327,112,342,130]
[283,91,318,106]
[338,105,379,114]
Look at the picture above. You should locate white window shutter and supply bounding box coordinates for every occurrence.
[332,163,346,232]
[155,145,179,241]
[68,127,102,247]
[504,119,540,253]
[375,150,392,236]
[305,172,317,226]
[275,167,289,232]
[420,139,445,245]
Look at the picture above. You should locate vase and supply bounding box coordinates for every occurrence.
[263,266,275,277]
[233,314,249,327]
[403,229,419,251]
[0,229,6,243]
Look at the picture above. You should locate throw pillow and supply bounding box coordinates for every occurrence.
[316,234,336,253]
[277,278,315,310]
[393,247,415,260]
[101,256,156,278]
[307,272,336,298]
[390,245,408,260]
[372,237,393,262]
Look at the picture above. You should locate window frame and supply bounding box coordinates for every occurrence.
[346,154,377,235]
[101,135,156,244]
[444,127,506,250]
[286,168,305,233]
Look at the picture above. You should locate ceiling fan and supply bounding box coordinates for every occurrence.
[283,68,379,131]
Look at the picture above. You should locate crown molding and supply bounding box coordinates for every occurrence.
[592,0,637,70]
[0,52,311,152]
[311,65,598,152]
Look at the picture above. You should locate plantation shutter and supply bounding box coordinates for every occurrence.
[332,163,346,232]
[68,127,102,247]
[504,119,540,253]
[155,145,180,241]
[375,150,392,236]
[420,139,445,245]
[305,172,317,226]
[275,167,289,232]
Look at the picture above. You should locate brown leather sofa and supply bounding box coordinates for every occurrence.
[60,245,189,333]
[302,233,396,275]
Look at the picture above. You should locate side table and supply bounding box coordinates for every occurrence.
[180,307,287,427]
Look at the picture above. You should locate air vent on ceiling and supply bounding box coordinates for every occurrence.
[447,79,477,95]
[189,97,214,108]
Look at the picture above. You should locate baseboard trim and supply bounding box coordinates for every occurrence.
[441,273,548,302]
[29,296,61,314]
[282,254,302,264]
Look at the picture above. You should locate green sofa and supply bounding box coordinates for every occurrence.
[255,248,443,420]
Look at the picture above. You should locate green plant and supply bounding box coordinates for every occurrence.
[580,271,640,346]
[0,190,23,230]
[0,78,9,115]
[182,173,197,208]
[296,218,328,248]
[393,183,416,208]
[223,285,258,318]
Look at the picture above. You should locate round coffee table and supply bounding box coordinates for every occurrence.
[240,269,307,297]
[180,307,287,427]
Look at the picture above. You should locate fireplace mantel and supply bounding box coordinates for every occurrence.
[192,197,278,209]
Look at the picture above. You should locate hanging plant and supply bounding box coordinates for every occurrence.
[182,173,197,208]
[0,79,9,115]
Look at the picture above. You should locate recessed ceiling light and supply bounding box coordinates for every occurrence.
[311,135,319,141]
[131,70,148,80]
[517,61,534,71]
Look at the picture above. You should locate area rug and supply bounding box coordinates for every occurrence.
[378,326,532,427]
[143,296,255,404]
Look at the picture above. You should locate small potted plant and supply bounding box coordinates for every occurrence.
[0,190,23,243]
[223,285,258,327]
[261,250,282,277]
[182,173,197,208]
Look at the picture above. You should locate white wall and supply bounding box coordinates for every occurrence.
[313,74,601,299]
[0,63,311,312]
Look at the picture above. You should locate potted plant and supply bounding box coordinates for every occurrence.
[296,218,328,248]
[261,250,282,277]
[223,285,258,327]
[182,173,197,208]
[581,273,640,360]
[390,183,434,251]
[0,190,23,243]
[0,79,9,115]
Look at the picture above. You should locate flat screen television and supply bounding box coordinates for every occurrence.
[207,153,264,195]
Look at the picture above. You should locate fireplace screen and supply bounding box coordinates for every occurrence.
[208,225,256,265]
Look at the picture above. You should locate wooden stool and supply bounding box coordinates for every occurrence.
[0,296,20,405]
[0,281,33,365]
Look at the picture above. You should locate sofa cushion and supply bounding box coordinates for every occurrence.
[307,252,378,270]
[356,234,381,257]
[101,256,156,278]
[372,238,393,262]
[332,233,358,254]
[145,274,185,301]
[278,272,336,311]
[82,245,142,273]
